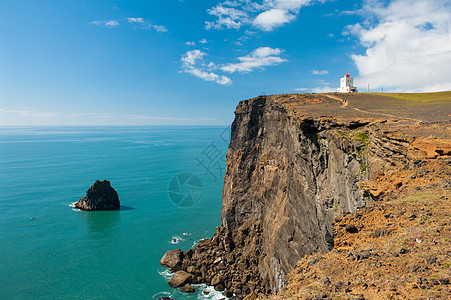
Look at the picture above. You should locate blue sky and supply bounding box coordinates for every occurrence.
[1,0,450,125]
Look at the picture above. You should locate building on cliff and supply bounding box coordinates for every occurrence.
[337,73,357,93]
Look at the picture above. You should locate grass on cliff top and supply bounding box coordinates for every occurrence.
[367,91,451,102]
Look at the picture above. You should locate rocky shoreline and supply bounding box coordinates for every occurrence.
[161,224,268,298]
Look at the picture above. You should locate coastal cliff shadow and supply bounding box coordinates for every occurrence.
[119,205,134,210]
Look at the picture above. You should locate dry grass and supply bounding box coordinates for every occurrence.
[279,160,451,300]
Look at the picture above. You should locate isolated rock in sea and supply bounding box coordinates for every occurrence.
[75,180,120,211]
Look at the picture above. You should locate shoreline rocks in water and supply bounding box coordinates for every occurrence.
[75,180,120,211]
[161,225,267,298]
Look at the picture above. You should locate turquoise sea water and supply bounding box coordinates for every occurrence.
[0,126,228,300]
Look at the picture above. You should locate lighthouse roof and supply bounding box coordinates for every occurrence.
[345,73,350,77]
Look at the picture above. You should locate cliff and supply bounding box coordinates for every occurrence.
[161,92,450,298]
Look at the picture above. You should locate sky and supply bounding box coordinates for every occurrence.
[0,0,450,125]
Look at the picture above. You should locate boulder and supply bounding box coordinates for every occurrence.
[75,180,120,211]
[345,224,359,233]
[168,271,193,288]
[211,274,225,286]
[223,290,234,297]
[181,284,195,293]
[160,249,185,270]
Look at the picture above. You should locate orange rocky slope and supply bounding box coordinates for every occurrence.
[279,159,450,300]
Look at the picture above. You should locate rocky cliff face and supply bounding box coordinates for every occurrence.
[162,93,450,297]
[222,95,387,291]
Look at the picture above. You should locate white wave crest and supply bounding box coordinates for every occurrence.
[152,291,173,300]
[192,238,208,248]
[170,236,184,244]
[157,269,173,281]
[193,284,231,299]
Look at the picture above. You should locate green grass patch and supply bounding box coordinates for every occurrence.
[355,131,370,143]
[370,91,451,102]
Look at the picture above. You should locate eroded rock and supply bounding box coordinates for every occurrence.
[160,249,185,271]
[75,180,120,211]
[168,271,193,288]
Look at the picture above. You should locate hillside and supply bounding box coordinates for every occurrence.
[161,92,450,299]
[280,158,450,299]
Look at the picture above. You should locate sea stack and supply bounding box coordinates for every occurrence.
[75,180,120,211]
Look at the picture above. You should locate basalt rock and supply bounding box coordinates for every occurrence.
[75,180,120,211]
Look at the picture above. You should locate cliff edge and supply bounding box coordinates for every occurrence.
[162,92,450,298]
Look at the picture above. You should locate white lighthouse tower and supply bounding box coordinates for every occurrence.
[337,73,357,93]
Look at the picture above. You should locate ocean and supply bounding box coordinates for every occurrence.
[0,126,229,300]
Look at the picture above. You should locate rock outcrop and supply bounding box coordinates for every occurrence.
[168,271,193,288]
[161,93,450,297]
[75,180,120,211]
[160,249,185,269]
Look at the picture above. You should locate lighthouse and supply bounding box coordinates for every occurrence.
[337,73,357,93]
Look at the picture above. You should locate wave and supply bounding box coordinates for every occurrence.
[193,284,231,299]
[192,238,208,248]
[158,270,232,299]
[158,269,173,281]
[69,202,81,212]
[170,236,184,244]
[152,292,173,300]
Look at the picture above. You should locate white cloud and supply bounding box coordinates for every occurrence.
[312,69,329,75]
[91,17,168,32]
[68,113,112,119]
[206,0,325,31]
[205,4,249,30]
[311,86,335,93]
[199,38,208,44]
[350,0,451,92]
[221,47,287,73]
[90,20,119,28]
[0,108,57,118]
[125,114,216,121]
[180,47,286,84]
[253,9,296,31]
[181,50,232,85]
[185,41,196,46]
[181,49,206,66]
[153,25,168,32]
[127,17,144,24]
[128,17,168,32]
